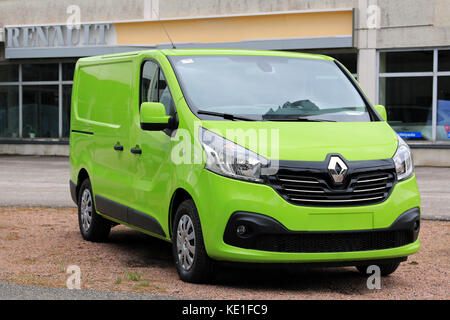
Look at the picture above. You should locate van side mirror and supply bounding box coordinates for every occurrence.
[140,102,171,131]
[374,105,387,121]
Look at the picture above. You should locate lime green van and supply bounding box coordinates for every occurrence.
[69,49,421,283]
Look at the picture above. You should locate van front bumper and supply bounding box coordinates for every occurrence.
[195,170,421,263]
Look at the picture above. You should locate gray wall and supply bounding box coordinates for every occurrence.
[0,0,146,25]
[1,0,449,49]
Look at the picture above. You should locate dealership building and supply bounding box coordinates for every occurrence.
[0,0,449,165]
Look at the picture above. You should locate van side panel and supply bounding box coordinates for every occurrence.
[71,60,135,208]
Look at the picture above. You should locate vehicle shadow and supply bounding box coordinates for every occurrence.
[105,228,390,295]
[106,227,173,269]
[213,264,371,295]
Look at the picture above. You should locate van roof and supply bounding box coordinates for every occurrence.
[79,49,334,62]
[160,49,333,61]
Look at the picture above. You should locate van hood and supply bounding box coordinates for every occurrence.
[201,121,399,162]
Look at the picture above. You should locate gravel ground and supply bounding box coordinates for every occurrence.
[0,207,448,300]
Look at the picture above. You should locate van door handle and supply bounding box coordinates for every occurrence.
[114,144,124,151]
[130,147,142,155]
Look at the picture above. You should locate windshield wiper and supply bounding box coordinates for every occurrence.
[297,117,337,122]
[263,115,336,122]
[197,110,256,121]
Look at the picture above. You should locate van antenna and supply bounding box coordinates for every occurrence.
[153,8,176,49]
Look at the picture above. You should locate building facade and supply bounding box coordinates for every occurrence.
[0,0,449,165]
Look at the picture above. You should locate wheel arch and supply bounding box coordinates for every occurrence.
[75,168,90,202]
[168,188,194,239]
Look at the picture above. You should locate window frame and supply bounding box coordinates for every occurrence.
[377,48,450,143]
[167,54,374,122]
[139,58,177,116]
[0,61,75,140]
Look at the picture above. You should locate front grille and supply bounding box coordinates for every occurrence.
[268,167,396,207]
[253,230,413,253]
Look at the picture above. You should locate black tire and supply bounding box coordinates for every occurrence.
[172,199,215,283]
[77,178,111,242]
[356,262,400,276]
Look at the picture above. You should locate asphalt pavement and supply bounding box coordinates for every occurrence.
[0,155,448,220]
[0,156,72,207]
[0,281,175,300]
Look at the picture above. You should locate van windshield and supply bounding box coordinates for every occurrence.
[169,55,372,122]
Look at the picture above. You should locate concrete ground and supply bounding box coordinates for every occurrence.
[0,156,72,207]
[0,155,448,220]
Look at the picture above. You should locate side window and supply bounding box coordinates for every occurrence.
[158,71,175,116]
[141,61,158,103]
[141,60,176,117]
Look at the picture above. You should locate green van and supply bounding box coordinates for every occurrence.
[69,49,421,283]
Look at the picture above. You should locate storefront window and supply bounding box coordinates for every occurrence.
[63,85,72,137]
[0,61,75,139]
[23,85,59,138]
[0,65,19,82]
[438,77,450,141]
[22,63,59,82]
[438,50,450,72]
[380,51,433,73]
[379,77,433,140]
[0,86,19,137]
[62,63,76,81]
[379,49,450,142]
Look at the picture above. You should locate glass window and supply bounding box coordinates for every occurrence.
[62,63,76,81]
[437,77,450,141]
[290,50,358,76]
[23,85,59,138]
[141,61,158,103]
[22,63,59,82]
[63,85,72,138]
[380,51,433,73]
[325,53,358,75]
[438,50,450,72]
[0,86,19,138]
[0,65,19,82]
[158,71,175,116]
[379,77,433,140]
[171,55,370,122]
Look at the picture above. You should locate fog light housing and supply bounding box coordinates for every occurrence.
[236,225,247,236]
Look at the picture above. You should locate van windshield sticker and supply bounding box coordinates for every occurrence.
[180,59,194,64]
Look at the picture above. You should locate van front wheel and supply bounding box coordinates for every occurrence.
[172,199,214,283]
[77,178,111,242]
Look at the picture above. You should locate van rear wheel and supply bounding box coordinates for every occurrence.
[77,178,111,242]
[172,199,214,283]
[356,262,401,276]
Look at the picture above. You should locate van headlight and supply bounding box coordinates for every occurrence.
[199,127,269,183]
[393,135,414,181]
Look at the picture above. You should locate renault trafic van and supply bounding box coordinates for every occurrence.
[69,49,421,283]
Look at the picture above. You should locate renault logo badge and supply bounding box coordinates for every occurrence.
[328,156,348,184]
